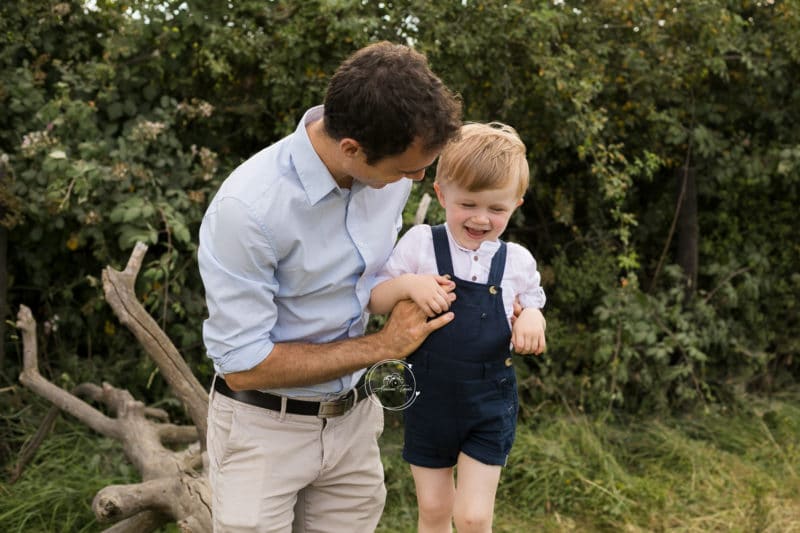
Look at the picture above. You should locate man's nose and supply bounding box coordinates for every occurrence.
[406,169,426,181]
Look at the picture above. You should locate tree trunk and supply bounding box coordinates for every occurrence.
[0,161,7,368]
[0,223,6,368]
[676,167,698,300]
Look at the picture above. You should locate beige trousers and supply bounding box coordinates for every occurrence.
[207,387,386,533]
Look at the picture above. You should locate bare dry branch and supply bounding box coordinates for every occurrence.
[101,511,169,533]
[94,475,210,531]
[159,424,204,445]
[94,477,179,522]
[414,192,432,226]
[102,242,207,440]
[17,306,121,438]
[15,241,213,531]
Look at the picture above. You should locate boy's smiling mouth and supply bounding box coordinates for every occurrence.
[465,226,489,239]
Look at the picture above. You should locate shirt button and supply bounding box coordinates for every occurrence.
[473,255,479,261]
[471,275,477,281]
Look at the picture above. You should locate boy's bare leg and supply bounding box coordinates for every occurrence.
[452,453,502,533]
[410,464,456,533]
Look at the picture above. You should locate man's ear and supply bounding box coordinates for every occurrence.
[339,138,361,158]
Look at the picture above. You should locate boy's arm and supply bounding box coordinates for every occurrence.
[369,274,455,316]
[511,307,546,355]
[369,275,415,315]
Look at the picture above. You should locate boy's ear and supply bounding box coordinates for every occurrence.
[516,198,524,207]
[433,182,446,207]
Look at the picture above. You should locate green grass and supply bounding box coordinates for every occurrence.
[378,393,800,532]
[0,395,140,533]
[3,391,800,532]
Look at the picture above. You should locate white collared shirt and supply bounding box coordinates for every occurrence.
[375,223,546,322]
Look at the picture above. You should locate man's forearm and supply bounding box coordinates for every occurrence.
[223,332,396,391]
[223,299,454,391]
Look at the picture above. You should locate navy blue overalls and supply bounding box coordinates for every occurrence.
[403,224,519,468]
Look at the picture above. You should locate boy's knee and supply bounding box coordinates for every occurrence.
[454,509,492,533]
[417,495,452,522]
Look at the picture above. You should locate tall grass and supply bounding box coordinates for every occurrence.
[3,391,800,532]
[0,395,139,532]
[379,392,800,532]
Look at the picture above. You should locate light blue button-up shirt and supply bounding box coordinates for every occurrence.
[198,106,411,398]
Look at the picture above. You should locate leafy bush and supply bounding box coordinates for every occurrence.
[2,0,799,414]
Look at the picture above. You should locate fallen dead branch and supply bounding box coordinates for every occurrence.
[15,242,211,532]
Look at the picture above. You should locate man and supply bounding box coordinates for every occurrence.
[198,41,462,532]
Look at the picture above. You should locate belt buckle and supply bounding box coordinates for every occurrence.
[317,391,355,418]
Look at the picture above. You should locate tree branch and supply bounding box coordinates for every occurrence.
[102,242,208,441]
[159,424,204,445]
[703,266,752,304]
[16,243,212,531]
[102,511,169,533]
[16,306,121,438]
[414,192,432,225]
[94,475,210,532]
[649,140,692,293]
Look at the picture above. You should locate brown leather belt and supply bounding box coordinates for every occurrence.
[213,376,369,418]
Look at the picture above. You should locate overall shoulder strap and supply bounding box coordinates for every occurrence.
[430,225,455,277]
[487,240,508,287]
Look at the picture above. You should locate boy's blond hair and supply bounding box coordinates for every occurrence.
[435,122,529,198]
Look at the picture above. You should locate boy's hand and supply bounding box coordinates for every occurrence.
[510,297,523,325]
[406,274,456,317]
[511,307,546,355]
[380,299,454,357]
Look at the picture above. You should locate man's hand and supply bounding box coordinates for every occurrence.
[378,299,454,358]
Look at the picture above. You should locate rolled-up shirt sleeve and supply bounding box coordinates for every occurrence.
[518,283,546,310]
[199,195,279,374]
[508,242,546,310]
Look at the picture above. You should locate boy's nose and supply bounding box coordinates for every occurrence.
[470,214,490,226]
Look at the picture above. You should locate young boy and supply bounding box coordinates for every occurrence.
[369,122,546,533]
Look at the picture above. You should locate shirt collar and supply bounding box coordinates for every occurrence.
[443,223,501,255]
[290,105,340,206]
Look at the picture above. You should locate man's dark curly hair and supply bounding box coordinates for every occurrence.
[323,41,462,165]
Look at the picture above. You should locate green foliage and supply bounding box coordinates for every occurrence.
[2,1,799,414]
[590,266,726,411]
[421,0,800,413]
